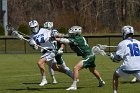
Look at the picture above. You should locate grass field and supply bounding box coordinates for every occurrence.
[0,53,140,93]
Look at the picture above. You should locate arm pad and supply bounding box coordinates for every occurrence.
[60,38,70,44]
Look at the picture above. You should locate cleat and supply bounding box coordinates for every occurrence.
[66,86,77,90]
[52,80,58,84]
[98,81,105,87]
[131,77,137,83]
[131,77,139,83]
[39,80,48,86]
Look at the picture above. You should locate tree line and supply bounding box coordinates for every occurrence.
[2,0,140,34]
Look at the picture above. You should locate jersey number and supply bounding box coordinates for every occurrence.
[127,43,140,56]
[36,37,45,44]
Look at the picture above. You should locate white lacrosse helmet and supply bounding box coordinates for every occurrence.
[44,22,53,29]
[29,20,39,33]
[121,25,134,39]
[68,26,82,35]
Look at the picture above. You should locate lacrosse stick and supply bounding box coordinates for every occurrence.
[11,31,52,52]
[6,24,30,37]
[92,46,107,56]
[97,44,117,50]
[92,45,115,56]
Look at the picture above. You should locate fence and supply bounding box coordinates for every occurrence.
[0,35,140,54]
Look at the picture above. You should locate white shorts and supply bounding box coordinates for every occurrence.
[116,67,140,81]
[40,52,57,66]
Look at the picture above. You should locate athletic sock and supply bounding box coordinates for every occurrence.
[98,77,103,82]
[113,90,117,93]
[71,80,77,87]
[42,76,47,81]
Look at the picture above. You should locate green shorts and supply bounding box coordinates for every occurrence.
[83,55,96,68]
[55,54,64,65]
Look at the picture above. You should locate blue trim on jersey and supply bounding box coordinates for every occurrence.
[121,69,140,74]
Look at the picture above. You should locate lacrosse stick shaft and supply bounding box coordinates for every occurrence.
[105,46,118,48]
[22,37,52,51]
[12,31,52,52]
[18,31,30,37]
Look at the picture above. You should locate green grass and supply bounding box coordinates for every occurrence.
[0,53,140,93]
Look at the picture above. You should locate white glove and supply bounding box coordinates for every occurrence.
[17,34,24,40]
[57,48,64,54]
[29,39,36,46]
[34,44,38,50]
[110,53,114,59]
[29,39,38,50]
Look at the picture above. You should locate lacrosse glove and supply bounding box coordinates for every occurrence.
[29,39,38,50]
[17,34,24,40]
[57,48,64,55]
[109,53,121,63]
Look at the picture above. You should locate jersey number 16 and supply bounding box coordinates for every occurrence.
[127,43,140,56]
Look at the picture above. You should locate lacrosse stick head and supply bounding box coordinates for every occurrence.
[92,46,106,56]
[97,44,107,50]
[6,24,15,35]
[11,31,24,40]
[11,31,19,37]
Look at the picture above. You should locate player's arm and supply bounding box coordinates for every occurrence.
[109,43,123,63]
[28,38,38,50]
[55,38,71,44]
[109,53,122,62]
[51,29,69,38]
[57,43,65,55]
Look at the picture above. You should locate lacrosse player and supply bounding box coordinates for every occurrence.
[109,26,140,93]
[56,26,105,90]
[28,20,73,86]
[43,21,73,84]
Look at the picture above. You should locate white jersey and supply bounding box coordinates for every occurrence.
[116,38,140,71]
[31,28,54,49]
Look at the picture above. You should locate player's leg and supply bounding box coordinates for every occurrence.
[37,58,48,86]
[89,67,105,87]
[57,57,74,79]
[84,55,105,87]
[47,56,73,80]
[38,52,55,86]
[132,71,140,83]
[113,67,126,93]
[113,72,119,93]
[51,62,74,79]
[48,65,57,84]
[66,60,84,90]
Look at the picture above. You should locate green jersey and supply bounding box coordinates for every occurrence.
[69,35,92,58]
[51,41,64,64]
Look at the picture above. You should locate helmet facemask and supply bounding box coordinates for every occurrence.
[68,26,82,36]
[44,22,53,30]
[31,26,39,33]
[29,20,39,33]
